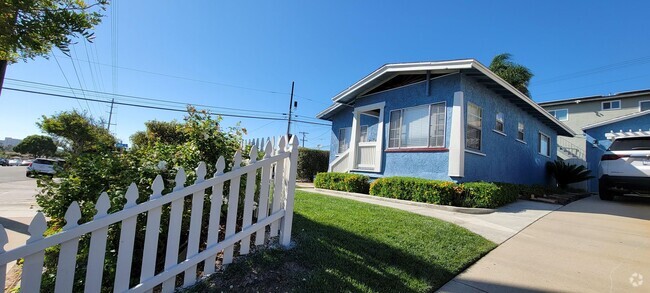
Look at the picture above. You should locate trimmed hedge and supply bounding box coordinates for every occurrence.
[369,177,460,206]
[297,148,329,182]
[369,177,538,208]
[314,172,370,194]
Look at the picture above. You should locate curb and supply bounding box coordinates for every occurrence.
[311,188,495,214]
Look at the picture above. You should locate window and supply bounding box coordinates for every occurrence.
[538,132,550,157]
[338,128,350,154]
[388,102,446,148]
[602,100,621,111]
[548,109,568,121]
[495,112,505,133]
[640,100,650,112]
[517,122,525,141]
[360,125,368,142]
[466,103,482,151]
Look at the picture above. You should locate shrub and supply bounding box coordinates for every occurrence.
[297,148,329,182]
[314,172,370,194]
[546,160,593,189]
[459,182,519,208]
[369,177,460,205]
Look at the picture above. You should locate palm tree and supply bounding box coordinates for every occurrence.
[489,53,534,97]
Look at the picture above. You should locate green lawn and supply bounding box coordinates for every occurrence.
[188,190,496,292]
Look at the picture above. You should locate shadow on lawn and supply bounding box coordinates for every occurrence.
[290,213,455,292]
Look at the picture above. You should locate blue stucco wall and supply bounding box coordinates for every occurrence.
[583,113,650,192]
[327,73,559,185]
[460,75,558,185]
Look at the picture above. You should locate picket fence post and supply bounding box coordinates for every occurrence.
[280,135,299,247]
[20,212,47,292]
[222,150,242,265]
[204,157,225,275]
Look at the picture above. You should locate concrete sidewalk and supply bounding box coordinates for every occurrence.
[300,186,561,244]
[438,195,650,292]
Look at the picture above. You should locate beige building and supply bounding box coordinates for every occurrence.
[539,89,650,160]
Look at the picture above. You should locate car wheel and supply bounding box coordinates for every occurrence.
[598,181,615,201]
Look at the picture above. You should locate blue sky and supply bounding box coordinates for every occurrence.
[2,1,650,149]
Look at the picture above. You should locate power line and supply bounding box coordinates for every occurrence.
[2,87,332,126]
[52,54,85,111]
[531,55,650,87]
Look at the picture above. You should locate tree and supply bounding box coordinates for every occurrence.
[546,160,593,189]
[0,0,109,95]
[13,135,57,157]
[130,120,187,148]
[489,53,534,97]
[37,110,116,154]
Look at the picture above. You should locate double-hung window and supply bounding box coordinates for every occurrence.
[360,125,369,142]
[517,122,525,141]
[388,102,446,148]
[495,112,505,133]
[338,128,350,154]
[538,132,550,157]
[466,103,482,151]
[602,100,621,111]
[640,100,650,112]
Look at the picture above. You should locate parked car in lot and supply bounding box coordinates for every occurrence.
[0,158,8,166]
[8,158,22,166]
[26,159,65,176]
[599,136,650,200]
[20,159,32,166]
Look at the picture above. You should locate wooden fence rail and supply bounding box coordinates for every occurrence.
[0,135,299,292]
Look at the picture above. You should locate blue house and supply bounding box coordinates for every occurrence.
[316,59,575,185]
[582,111,650,192]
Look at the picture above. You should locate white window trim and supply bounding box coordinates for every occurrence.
[538,131,551,157]
[465,149,486,156]
[360,125,369,142]
[495,112,505,133]
[601,100,621,111]
[639,100,650,112]
[387,102,447,149]
[466,102,482,151]
[516,139,527,144]
[337,127,351,155]
[517,122,525,142]
[492,129,507,136]
[548,109,569,121]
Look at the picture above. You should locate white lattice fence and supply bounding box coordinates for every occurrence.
[0,136,299,292]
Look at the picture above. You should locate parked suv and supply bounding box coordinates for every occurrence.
[598,136,650,200]
[26,159,64,177]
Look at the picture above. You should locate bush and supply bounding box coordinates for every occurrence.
[297,148,329,182]
[314,172,370,194]
[459,182,519,208]
[369,177,460,205]
[546,160,593,189]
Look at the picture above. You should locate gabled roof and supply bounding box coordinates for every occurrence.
[316,59,575,137]
[582,110,650,131]
[539,89,650,107]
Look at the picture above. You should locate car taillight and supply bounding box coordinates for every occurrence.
[28,163,32,167]
[601,154,629,161]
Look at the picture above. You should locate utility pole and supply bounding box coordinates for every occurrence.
[286,81,295,137]
[107,98,115,131]
[299,131,308,147]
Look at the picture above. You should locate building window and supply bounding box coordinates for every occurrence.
[602,100,621,111]
[517,122,525,141]
[640,100,650,112]
[495,112,505,133]
[538,132,550,157]
[388,102,446,148]
[338,128,350,154]
[466,103,482,151]
[360,125,368,142]
[548,109,568,121]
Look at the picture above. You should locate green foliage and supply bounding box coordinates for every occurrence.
[0,0,109,62]
[458,182,519,208]
[369,177,460,206]
[489,53,534,97]
[12,134,57,157]
[546,160,593,189]
[38,110,116,155]
[130,120,187,148]
[297,148,329,182]
[35,107,245,292]
[314,172,369,194]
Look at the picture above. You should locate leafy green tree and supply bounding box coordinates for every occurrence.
[130,120,187,148]
[13,134,57,157]
[489,53,534,97]
[37,110,116,154]
[0,0,109,95]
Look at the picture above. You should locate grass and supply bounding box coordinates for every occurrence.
[186,190,496,292]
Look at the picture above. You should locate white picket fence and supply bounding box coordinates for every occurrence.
[0,136,299,292]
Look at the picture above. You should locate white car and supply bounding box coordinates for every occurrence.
[26,159,64,176]
[7,158,22,166]
[598,136,650,200]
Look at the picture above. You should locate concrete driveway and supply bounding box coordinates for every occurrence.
[439,195,650,292]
